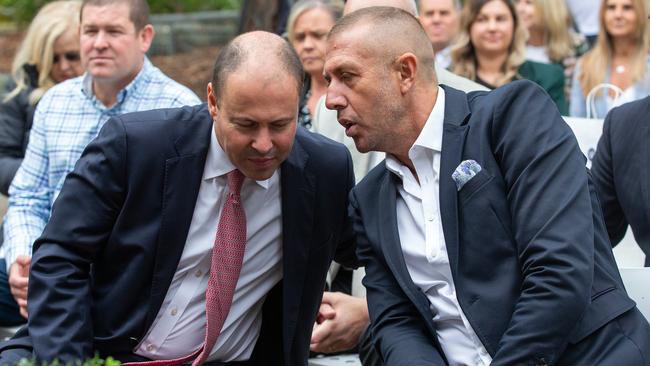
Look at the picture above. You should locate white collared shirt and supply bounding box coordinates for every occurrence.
[135,128,283,362]
[385,87,492,366]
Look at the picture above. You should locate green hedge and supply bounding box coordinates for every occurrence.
[0,0,240,25]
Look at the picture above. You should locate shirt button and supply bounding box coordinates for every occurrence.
[427,215,434,221]
[146,344,155,352]
[170,307,178,316]
[195,269,203,277]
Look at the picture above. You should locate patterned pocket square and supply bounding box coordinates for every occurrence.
[451,160,482,191]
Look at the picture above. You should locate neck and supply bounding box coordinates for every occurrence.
[527,28,546,47]
[433,42,448,54]
[92,60,143,107]
[476,50,508,82]
[390,84,439,179]
[612,37,637,58]
[309,73,328,98]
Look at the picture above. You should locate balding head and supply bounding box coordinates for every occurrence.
[343,0,418,15]
[329,7,434,79]
[211,31,303,104]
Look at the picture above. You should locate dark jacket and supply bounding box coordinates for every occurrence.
[591,96,650,266]
[0,65,39,195]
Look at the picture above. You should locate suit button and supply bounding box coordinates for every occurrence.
[535,357,547,366]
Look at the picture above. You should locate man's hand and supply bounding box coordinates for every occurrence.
[8,255,31,318]
[310,291,370,354]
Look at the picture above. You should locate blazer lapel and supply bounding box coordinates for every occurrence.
[143,116,213,332]
[643,124,650,233]
[279,136,315,361]
[439,86,471,277]
[378,172,436,324]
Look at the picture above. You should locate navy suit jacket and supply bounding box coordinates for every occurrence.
[2,104,356,365]
[352,81,639,365]
[591,96,650,266]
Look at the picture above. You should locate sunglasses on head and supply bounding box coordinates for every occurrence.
[53,52,81,64]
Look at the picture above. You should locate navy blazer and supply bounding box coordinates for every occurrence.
[352,81,641,365]
[1,104,356,365]
[591,96,650,266]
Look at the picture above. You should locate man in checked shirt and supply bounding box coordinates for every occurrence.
[0,0,199,322]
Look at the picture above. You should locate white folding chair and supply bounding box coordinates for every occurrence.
[619,267,650,320]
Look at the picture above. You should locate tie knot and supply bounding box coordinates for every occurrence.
[226,169,245,196]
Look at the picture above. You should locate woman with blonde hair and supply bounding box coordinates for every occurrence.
[0,0,82,327]
[0,0,83,196]
[286,0,342,129]
[451,0,568,114]
[515,0,589,97]
[570,0,650,118]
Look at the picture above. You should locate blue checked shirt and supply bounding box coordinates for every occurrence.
[3,57,200,269]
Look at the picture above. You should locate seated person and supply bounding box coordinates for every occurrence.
[591,95,650,266]
[0,0,84,328]
[0,31,356,365]
[325,6,650,365]
[570,0,650,118]
[451,0,568,114]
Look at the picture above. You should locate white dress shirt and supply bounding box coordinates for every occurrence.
[135,128,283,362]
[385,87,492,366]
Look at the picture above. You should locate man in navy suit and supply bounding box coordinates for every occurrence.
[324,7,650,365]
[0,31,356,365]
[591,96,650,266]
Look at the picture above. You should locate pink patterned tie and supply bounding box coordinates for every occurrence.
[125,169,247,366]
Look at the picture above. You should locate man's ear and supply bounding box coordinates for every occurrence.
[395,53,417,94]
[207,82,220,119]
[138,24,155,53]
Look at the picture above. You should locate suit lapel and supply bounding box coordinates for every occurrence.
[279,135,315,361]
[439,86,471,277]
[378,171,439,327]
[143,114,213,332]
[642,124,650,232]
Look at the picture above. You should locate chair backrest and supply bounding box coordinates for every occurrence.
[619,267,650,321]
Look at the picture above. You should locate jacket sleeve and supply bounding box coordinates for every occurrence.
[488,82,594,365]
[350,189,446,366]
[590,107,628,245]
[333,148,359,269]
[27,117,127,363]
[0,91,30,195]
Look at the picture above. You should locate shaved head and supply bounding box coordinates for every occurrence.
[343,0,418,15]
[211,31,303,103]
[329,7,435,81]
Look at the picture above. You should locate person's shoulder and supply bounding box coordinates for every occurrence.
[519,60,563,82]
[606,95,650,130]
[295,126,348,157]
[436,65,489,93]
[137,60,200,103]
[39,75,83,101]
[117,103,209,127]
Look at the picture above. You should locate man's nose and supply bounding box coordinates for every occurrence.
[93,31,109,49]
[252,129,273,154]
[325,87,347,111]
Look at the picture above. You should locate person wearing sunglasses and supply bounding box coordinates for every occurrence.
[0,0,83,198]
[0,0,83,327]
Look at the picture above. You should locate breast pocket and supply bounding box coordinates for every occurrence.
[458,168,494,203]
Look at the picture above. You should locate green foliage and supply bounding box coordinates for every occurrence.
[0,0,241,25]
[13,354,121,366]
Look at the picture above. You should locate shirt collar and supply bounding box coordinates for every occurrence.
[81,56,153,110]
[386,86,445,176]
[203,127,272,189]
